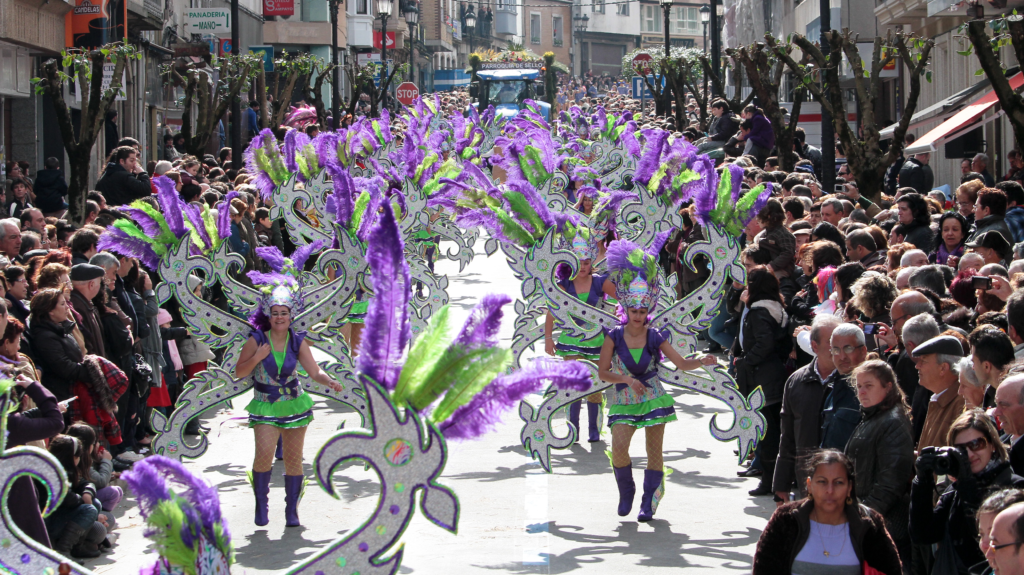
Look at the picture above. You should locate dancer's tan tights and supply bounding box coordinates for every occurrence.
[611,423,665,471]
[253,425,306,475]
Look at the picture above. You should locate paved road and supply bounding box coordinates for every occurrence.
[86,240,775,574]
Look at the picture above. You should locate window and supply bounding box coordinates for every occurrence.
[643,5,660,33]
[674,6,699,34]
[530,13,541,43]
[592,0,605,14]
[553,15,563,46]
[616,1,629,16]
[356,0,368,14]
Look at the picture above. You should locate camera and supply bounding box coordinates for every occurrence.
[863,323,877,335]
[835,183,846,193]
[973,275,993,290]
[933,446,964,476]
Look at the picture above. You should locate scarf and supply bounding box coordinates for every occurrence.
[936,242,965,266]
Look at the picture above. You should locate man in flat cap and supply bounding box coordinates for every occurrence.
[967,230,1012,266]
[69,263,107,358]
[912,335,967,450]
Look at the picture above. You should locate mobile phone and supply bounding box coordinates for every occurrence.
[58,396,78,407]
[973,276,993,290]
[863,323,877,335]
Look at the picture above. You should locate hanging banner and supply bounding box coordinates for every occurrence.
[264,0,295,16]
[66,0,128,49]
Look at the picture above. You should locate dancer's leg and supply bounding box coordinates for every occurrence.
[253,424,281,472]
[611,424,636,468]
[644,424,665,471]
[280,427,307,477]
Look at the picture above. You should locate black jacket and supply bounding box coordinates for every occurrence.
[1008,436,1024,477]
[731,300,790,404]
[912,459,1024,573]
[845,404,915,541]
[899,157,934,196]
[970,213,1014,246]
[902,221,935,253]
[772,359,830,494]
[752,499,903,575]
[95,162,151,207]
[32,169,67,213]
[708,111,739,142]
[888,348,930,443]
[820,371,861,450]
[28,319,88,400]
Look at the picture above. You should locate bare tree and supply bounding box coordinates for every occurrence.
[964,16,1024,154]
[300,60,337,128]
[166,53,261,158]
[767,29,933,203]
[257,52,320,130]
[33,42,139,225]
[661,48,709,131]
[700,53,755,114]
[346,61,406,118]
[731,40,806,172]
[624,48,673,117]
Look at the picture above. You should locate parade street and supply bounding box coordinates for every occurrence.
[90,238,773,574]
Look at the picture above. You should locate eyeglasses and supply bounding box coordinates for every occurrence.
[954,437,989,452]
[830,344,865,356]
[991,541,1023,551]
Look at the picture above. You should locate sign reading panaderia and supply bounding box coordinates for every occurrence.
[185,9,231,34]
[479,61,543,70]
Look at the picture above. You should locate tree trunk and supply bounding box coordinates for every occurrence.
[968,19,1024,154]
[256,68,269,130]
[67,153,91,224]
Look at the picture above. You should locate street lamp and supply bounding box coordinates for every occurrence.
[465,5,476,53]
[404,1,418,86]
[573,13,588,76]
[659,0,672,118]
[700,5,709,105]
[709,0,721,96]
[378,0,394,106]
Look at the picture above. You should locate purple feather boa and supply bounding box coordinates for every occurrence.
[154,176,187,238]
[356,202,411,390]
[218,191,239,240]
[438,359,591,441]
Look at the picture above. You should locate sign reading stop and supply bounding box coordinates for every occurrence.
[396,82,420,106]
[632,53,653,75]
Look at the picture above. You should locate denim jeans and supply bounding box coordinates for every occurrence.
[45,502,98,539]
[707,300,736,349]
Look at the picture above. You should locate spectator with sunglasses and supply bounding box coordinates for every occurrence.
[911,410,1024,573]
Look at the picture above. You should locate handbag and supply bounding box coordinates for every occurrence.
[131,353,153,397]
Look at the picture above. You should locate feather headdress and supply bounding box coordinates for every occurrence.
[244,129,291,199]
[695,164,773,237]
[606,233,668,310]
[245,240,325,323]
[123,456,232,575]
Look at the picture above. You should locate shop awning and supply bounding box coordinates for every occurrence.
[879,66,1019,140]
[905,72,1024,155]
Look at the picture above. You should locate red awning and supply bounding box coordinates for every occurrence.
[906,72,1024,154]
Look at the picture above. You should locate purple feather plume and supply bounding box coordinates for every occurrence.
[452,294,510,349]
[182,203,213,250]
[646,230,672,258]
[254,246,287,273]
[98,227,160,270]
[728,163,744,203]
[119,208,164,239]
[634,130,668,185]
[154,176,187,238]
[283,129,309,174]
[217,191,239,240]
[290,239,327,271]
[605,239,644,274]
[356,202,411,390]
[437,359,591,441]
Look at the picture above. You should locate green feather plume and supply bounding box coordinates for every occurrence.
[146,497,198,574]
[349,191,370,235]
[419,346,512,422]
[392,305,452,407]
[502,190,546,239]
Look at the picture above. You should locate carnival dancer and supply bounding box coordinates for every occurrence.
[234,245,345,527]
[599,237,717,521]
[544,226,616,443]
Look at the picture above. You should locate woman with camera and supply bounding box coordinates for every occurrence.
[910,409,1024,573]
[844,360,915,561]
[752,449,903,574]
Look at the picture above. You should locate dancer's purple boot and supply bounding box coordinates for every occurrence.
[637,469,664,522]
[587,401,601,442]
[251,470,271,526]
[568,401,582,443]
[613,464,636,516]
[284,475,304,527]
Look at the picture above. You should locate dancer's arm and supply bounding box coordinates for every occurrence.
[235,337,271,379]
[544,312,555,356]
[660,341,718,371]
[298,340,345,392]
[597,337,645,395]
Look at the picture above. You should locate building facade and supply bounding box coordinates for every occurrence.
[524,0,572,70]
[575,0,639,77]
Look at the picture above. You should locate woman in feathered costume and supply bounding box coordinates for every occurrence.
[543,224,616,443]
[233,242,345,528]
[599,237,717,522]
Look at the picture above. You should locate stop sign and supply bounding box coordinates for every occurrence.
[397,82,419,106]
[632,53,653,75]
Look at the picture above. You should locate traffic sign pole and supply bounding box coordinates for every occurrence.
[231,0,242,172]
